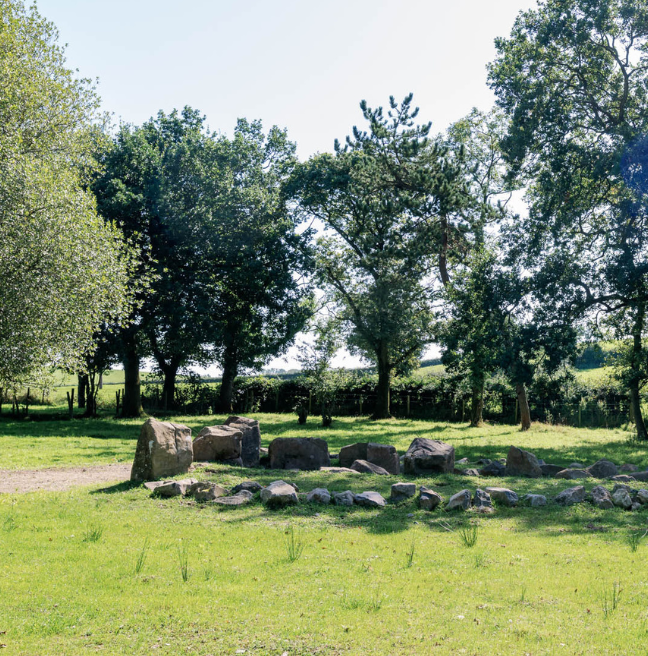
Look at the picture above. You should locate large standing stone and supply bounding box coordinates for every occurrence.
[485,487,519,507]
[505,446,542,478]
[590,485,614,509]
[131,418,193,482]
[268,437,330,471]
[366,443,400,475]
[391,482,417,502]
[446,489,471,511]
[350,459,390,475]
[260,480,299,508]
[223,416,261,468]
[419,486,443,511]
[587,459,618,479]
[338,443,368,468]
[354,491,386,508]
[555,468,590,480]
[192,426,242,462]
[555,486,586,506]
[403,438,455,475]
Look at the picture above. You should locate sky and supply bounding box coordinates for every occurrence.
[37,0,539,374]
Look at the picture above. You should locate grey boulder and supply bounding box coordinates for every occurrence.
[350,459,390,475]
[333,490,355,506]
[223,416,261,468]
[189,481,228,502]
[540,464,565,477]
[231,480,263,495]
[505,446,542,478]
[587,459,618,479]
[524,494,547,507]
[612,487,633,509]
[354,491,386,508]
[473,489,492,509]
[555,468,590,480]
[268,437,330,471]
[260,480,299,508]
[212,490,253,507]
[446,489,471,511]
[403,438,455,475]
[478,460,506,476]
[590,485,614,509]
[306,488,332,504]
[485,487,519,507]
[419,486,443,511]
[192,425,242,462]
[152,478,198,498]
[391,482,417,502]
[555,486,586,506]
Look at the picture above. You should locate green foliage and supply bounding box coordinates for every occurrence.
[0,0,138,389]
[284,525,305,563]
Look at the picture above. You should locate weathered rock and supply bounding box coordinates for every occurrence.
[367,443,400,475]
[212,490,253,507]
[505,446,542,478]
[587,459,618,479]
[462,468,480,477]
[485,487,519,507]
[540,464,565,477]
[632,501,642,511]
[478,460,506,477]
[143,481,167,492]
[630,471,648,482]
[636,489,648,504]
[568,462,585,469]
[192,425,242,462]
[591,485,614,509]
[620,464,639,473]
[418,486,443,511]
[189,481,228,502]
[306,488,331,504]
[333,490,355,506]
[260,480,299,508]
[230,480,263,495]
[612,483,632,494]
[456,457,470,464]
[223,416,261,468]
[555,468,590,480]
[403,438,455,475]
[612,487,633,509]
[338,443,369,468]
[153,478,198,498]
[350,459,390,475]
[268,437,330,471]
[220,456,243,467]
[446,489,471,511]
[524,493,547,507]
[610,474,636,483]
[473,489,492,509]
[320,467,360,474]
[131,418,193,482]
[476,458,492,465]
[354,491,386,508]
[555,485,586,506]
[390,482,416,502]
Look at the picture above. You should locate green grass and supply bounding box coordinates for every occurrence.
[3,414,648,653]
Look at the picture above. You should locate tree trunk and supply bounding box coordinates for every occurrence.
[470,385,484,427]
[372,344,392,420]
[516,383,531,431]
[630,301,648,440]
[77,374,87,409]
[219,354,238,414]
[84,373,97,418]
[122,341,143,418]
[162,365,179,410]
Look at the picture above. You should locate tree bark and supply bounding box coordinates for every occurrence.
[372,343,392,420]
[161,363,179,410]
[470,385,484,427]
[630,301,648,440]
[77,374,87,409]
[219,353,238,414]
[516,383,531,431]
[122,340,143,418]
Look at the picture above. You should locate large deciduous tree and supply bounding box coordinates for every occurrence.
[290,95,467,419]
[0,0,137,390]
[489,0,648,439]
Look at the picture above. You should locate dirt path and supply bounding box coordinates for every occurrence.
[0,463,132,494]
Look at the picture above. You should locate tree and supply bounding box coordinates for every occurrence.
[0,0,137,390]
[489,0,648,438]
[201,120,314,411]
[291,95,467,419]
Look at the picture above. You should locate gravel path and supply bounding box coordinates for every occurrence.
[0,463,132,494]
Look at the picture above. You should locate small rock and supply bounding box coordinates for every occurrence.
[591,485,614,509]
[212,491,253,507]
[473,489,492,509]
[231,480,263,495]
[620,464,639,473]
[476,458,492,465]
[540,464,565,477]
[612,488,632,509]
[456,457,470,465]
[485,487,519,507]
[333,490,355,506]
[143,481,167,491]
[555,485,586,506]
[636,489,648,504]
[462,468,480,477]
[446,489,471,511]
[260,480,299,508]
[390,482,416,502]
[612,483,632,494]
[632,502,642,511]
[630,471,648,482]
[350,459,390,475]
[320,467,360,474]
[189,482,228,502]
[418,486,443,511]
[555,468,590,480]
[478,460,506,476]
[587,459,618,479]
[306,488,331,504]
[153,478,198,498]
[524,493,547,507]
[354,491,386,508]
[610,475,636,483]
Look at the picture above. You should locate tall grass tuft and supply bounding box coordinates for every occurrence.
[627,529,647,553]
[83,524,104,543]
[405,539,416,568]
[177,543,190,582]
[285,525,304,563]
[601,581,622,618]
[459,524,479,548]
[134,538,150,575]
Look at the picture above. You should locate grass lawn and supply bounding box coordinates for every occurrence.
[2,414,648,654]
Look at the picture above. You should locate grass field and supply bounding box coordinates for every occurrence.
[2,414,648,654]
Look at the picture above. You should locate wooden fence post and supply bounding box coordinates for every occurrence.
[406,395,410,417]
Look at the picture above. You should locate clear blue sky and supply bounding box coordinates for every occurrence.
[37,0,539,372]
